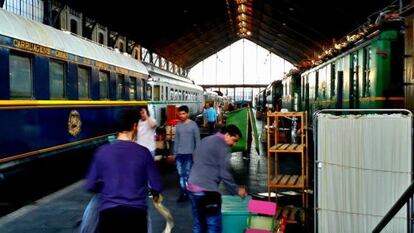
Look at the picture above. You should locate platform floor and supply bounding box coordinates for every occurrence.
[0,142,269,233]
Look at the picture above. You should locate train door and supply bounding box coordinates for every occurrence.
[330,64,336,109]
[303,74,309,112]
[349,52,360,108]
[336,71,343,109]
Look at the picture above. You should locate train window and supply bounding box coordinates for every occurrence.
[146,84,152,100]
[141,79,146,100]
[136,78,142,100]
[152,85,160,101]
[129,77,136,100]
[330,64,336,99]
[362,47,371,97]
[117,74,125,100]
[78,67,90,99]
[315,71,319,100]
[160,86,164,101]
[99,71,109,99]
[49,60,66,99]
[10,54,32,99]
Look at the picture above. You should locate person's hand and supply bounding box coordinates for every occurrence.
[150,189,161,203]
[153,193,160,203]
[238,186,247,198]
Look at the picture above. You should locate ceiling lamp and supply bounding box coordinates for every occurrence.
[234,0,252,38]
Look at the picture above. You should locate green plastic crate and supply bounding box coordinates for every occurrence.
[221,195,251,233]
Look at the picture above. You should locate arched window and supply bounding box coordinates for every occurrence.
[70,19,78,34]
[98,33,104,44]
[118,42,124,53]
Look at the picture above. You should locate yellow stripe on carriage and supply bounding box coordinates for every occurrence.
[0,100,148,109]
[0,133,116,164]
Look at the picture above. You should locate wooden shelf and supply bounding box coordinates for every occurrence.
[269,174,305,188]
[266,111,309,215]
[269,143,305,152]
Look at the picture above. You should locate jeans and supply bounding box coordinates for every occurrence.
[189,192,222,233]
[176,154,193,195]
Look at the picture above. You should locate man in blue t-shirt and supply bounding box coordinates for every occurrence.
[85,109,163,233]
[206,103,217,135]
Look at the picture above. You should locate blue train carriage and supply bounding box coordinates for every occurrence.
[0,8,148,167]
[299,19,404,116]
[144,63,204,125]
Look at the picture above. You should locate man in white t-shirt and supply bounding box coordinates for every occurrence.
[136,107,157,158]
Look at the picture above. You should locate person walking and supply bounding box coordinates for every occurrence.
[206,103,217,135]
[136,107,157,158]
[187,124,247,233]
[84,109,163,233]
[174,105,200,202]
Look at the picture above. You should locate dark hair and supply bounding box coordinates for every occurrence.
[140,106,150,116]
[177,105,189,113]
[115,109,139,132]
[221,124,242,138]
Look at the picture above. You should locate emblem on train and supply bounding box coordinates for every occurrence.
[68,110,82,136]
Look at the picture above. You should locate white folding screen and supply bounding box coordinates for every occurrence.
[315,113,412,233]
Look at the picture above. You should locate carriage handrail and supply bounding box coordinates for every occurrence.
[372,181,414,233]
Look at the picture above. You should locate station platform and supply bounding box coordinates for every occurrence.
[0,145,269,233]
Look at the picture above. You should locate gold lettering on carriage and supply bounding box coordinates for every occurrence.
[95,61,109,70]
[14,39,51,55]
[55,51,68,59]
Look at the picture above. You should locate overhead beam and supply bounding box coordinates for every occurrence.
[201,84,267,89]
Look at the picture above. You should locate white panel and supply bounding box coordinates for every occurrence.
[316,113,411,233]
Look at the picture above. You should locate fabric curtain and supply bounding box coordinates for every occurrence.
[316,113,412,233]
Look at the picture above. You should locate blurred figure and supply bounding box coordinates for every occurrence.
[84,109,163,233]
[174,105,200,202]
[137,107,157,158]
[187,124,248,233]
[206,103,217,135]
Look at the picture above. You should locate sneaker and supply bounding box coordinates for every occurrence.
[176,193,189,202]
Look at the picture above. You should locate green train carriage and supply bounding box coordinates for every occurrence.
[282,21,404,116]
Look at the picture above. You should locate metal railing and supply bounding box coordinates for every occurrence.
[372,181,414,233]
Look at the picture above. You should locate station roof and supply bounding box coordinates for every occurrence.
[59,0,396,69]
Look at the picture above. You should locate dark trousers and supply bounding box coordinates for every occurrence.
[208,121,215,135]
[98,206,147,233]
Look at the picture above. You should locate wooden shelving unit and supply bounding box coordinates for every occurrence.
[266,111,308,224]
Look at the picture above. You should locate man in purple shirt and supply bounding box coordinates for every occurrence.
[85,109,163,233]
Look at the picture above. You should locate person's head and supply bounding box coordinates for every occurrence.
[115,109,140,134]
[220,124,242,146]
[209,103,214,108]
[139,107,150,120]
[177,105,189,121]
